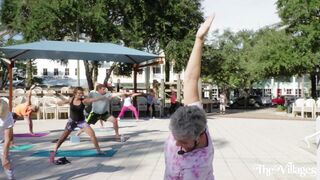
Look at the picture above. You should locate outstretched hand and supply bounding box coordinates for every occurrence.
[196,14,215,40]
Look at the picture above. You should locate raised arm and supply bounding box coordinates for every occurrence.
[56,98,70,106]
[26,85,36,106]
[183,15,214,105]
[131,93,142,97]
[110,92,125,98]
[82,95,107,104]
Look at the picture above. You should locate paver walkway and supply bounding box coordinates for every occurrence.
[0,108,317,179]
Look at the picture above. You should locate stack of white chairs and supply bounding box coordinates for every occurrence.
[303,99,316,118]
[13,88,25,97]
[60,87,69,95]
[292,98,320,119]
[41,96,57,120]
[292,99,305,117]
[110,97,122,117]
[314,99,320,118]
[137,96,148,117]
[31,88,42,95]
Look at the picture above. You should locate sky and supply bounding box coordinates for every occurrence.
[201,0,281,32]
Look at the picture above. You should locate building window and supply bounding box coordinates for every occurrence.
[286,89,292,95]
[295,89,302,96]
[138,69,143,75]
[75,68,77,76]
[43,68,48,76]
[153,66,161,74]
[65,68,69,76]
[33,68,38,76]
[54,68,59,76]
[264,89,271,95]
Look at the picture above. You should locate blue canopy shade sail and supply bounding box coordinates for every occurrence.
[0,40,159,64]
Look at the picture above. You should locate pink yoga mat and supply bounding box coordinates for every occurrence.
[14,133,49,137]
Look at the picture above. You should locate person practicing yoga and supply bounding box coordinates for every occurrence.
[164,15,215,180]
[13,85,38,135]
[76,84,123,138]
[117,91,140,121]
[50,87,107,163]
[0,99,15,179]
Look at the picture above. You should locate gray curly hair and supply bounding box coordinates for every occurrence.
[169,106,207,140]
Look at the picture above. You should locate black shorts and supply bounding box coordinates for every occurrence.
[86,111,110,125]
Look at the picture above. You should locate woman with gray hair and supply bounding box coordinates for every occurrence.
[164,15,215,180]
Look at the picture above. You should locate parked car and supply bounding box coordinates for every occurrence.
[230,95,264,108]
[272,96,285,105]
[272,95,297,106]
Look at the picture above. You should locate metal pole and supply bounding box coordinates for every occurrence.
[77,60,80,86]
[8,61,13,111]
[76,15,80,86]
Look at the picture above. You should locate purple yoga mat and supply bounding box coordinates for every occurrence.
[14,133,49,138]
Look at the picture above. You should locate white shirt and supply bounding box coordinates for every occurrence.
[89,92,112,114]
[123,97,132,107]
[0,112,14,142]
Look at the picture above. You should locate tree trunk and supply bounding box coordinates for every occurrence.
[103,63,117,85]
[310,72,317,99]
[93,61,98,86]
[84,60,94,90]
[26,59,33,88]
[0,62,8,89]
[165,61,170,82]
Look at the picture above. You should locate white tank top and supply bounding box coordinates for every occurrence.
[123,97,132,106]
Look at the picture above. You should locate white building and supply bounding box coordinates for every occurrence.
[33,59,172,88]
[32,59,311,99]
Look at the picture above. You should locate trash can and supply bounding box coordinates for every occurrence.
[286,103,292,113]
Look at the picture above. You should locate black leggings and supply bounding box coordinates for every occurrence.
[147,104,155,117]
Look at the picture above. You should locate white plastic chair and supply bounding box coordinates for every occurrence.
[60,87,69,94]
[41,96,57,120]
[304,99,315,118]
[110,97,122,117]
[292,98,304,117]
[13,96,26,107]
[314,99,320,118]
[57,103,70,120]
[31,88,42,95]
[137,96,148,117]
[13,88,25,97]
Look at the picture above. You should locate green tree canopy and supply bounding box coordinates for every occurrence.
[1,0,204,89]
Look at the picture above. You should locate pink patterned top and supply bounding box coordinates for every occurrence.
[164,103,214,180]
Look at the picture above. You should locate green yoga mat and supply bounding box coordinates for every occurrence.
[32,149,117,157]
[93,128,113,132]
[10,144,34,151]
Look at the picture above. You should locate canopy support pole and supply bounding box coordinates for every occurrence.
[133,64,139,93]
[1,58,14,111]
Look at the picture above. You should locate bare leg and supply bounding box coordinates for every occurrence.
[99,120,104,128]
[107,116,120,138]
[53,130,72,152]
[83,126,102,153]
[76,128,84,136]
[24,116,34,134]
[50,129,72,163]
